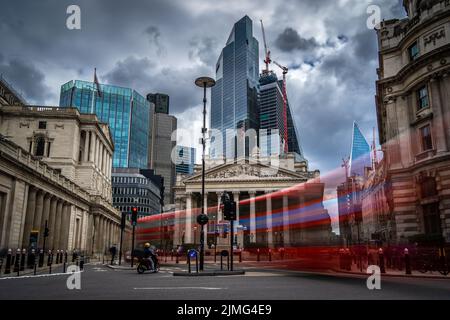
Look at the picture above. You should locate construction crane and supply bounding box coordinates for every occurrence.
[273,60,289,153]
[260,20,271,74]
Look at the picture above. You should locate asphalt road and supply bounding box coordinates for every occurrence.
[0,262,449,300]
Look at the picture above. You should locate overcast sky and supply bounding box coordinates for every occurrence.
[0,0,406,172]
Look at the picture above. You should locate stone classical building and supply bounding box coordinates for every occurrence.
[361,158,397,244]
[174,154,332,249]
[375,0,450,243]
[0,79,128,255]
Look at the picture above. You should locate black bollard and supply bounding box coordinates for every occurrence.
[38,249,44,267]
[33,252,37,276]
[47,250,53,274]
[257,249,260,262]
[13,249,21,275]
[176,252,179,264]
[404,248,411,275]
[4,249,12,274]
[30,249,35,273]
[79,255,84,270]
[171,250,174,261]
[64,250,68,263]
[379,248,386,274]
[55,250,59,264]
[20,249,26,271]
[268,249,272,262]
[239,251,242,263]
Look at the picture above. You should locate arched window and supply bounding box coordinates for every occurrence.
[35,136,46,157]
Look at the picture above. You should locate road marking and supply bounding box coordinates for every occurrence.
[133,287,226,290]
[0,271,83,281]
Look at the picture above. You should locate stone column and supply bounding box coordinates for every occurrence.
[89,132,95,162]
[233,191,241,248]
[249,191,256,243]
[430,78,448,153]
[185,193,193,244]
[216,192,222,222]
[54,200,63,250]
[94,214,100,254]
[22,187,37,248]
[47,197,57,250]
[38,194,51,248]
[96,138,101,168]
[102,217,107,254]
[83,130,89,162]
[282,195,290,246]
[59,203,71,250]
[32,191,45,246]
[266,191,273,247]
[95,136,100,167]
[233,192,240,229]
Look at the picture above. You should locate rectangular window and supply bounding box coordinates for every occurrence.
[417,86,429,110]
[38,121,47,129]
[420,125,433,151]
[47,142,51,157]
[423,203,441,235]
[409,42,419,61]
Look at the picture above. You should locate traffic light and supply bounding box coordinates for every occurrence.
[223,198,236,221]
[131,207,138,226]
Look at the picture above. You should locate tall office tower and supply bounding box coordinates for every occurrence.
[59,80,150,169]
[210,15,260,159]
[258,74,306,162]
[147,93,169,114]
[147,102,177,205]
[258,72,285,156]
[350,121,371,177]
[175,145,196,175]
[286,97,303,157]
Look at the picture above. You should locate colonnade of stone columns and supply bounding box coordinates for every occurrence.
[93,214,121,255]
[21,186,76,251]
[178,190,293,248]
[81,129,112,180]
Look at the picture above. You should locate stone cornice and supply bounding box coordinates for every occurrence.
[377,44,450,86]
[379,6,450,55]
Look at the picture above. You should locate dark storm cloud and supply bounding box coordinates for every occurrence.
[104,55,211,114]
[104,56,155,90]
[0,57,52,104]
[0,0,406,174]
[144,25,165,55]
[188,37,219,66]
[275,27,319,52]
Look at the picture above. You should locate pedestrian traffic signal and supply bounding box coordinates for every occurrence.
[131,207,138,225]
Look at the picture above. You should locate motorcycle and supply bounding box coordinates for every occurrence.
[137,255,160,274]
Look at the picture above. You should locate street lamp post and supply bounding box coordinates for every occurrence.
[195,76,216,271]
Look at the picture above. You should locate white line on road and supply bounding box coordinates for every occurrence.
[0,271,83,281]
[133,287,226,290]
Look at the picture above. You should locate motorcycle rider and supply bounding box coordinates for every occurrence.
[143,243,157,271]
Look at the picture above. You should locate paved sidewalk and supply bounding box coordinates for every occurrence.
[332,266,450,279]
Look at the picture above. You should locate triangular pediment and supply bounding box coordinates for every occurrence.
[184,161,310,183]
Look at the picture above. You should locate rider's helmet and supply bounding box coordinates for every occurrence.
[144,243,150,248]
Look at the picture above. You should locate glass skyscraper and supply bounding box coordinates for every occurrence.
[175,145,196,175]
[258,73,305,160]
[210,15,259,159]
[59,80,150,168]
[350,121,371,177]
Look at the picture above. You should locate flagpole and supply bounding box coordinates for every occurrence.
[91,68,97,113]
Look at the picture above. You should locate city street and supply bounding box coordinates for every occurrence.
[0,262,449,300]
